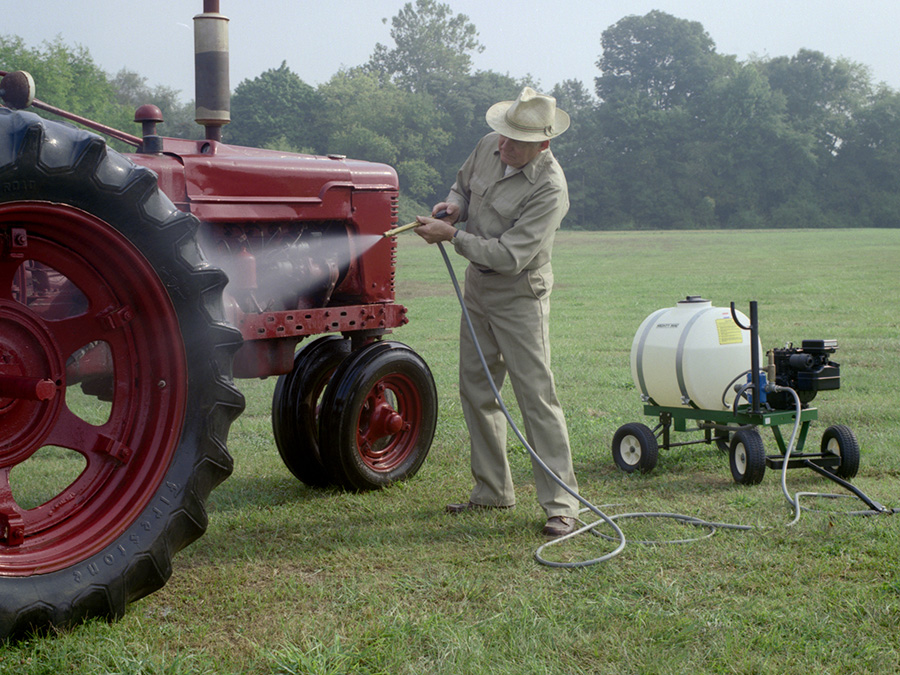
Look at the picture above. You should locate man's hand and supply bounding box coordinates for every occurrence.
[414,202,460,244]
[431,202,459,224]
[414,216,457,244]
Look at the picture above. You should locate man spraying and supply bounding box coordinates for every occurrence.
[414,87,579,538]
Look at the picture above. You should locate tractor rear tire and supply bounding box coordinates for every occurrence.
[0,110,244,639]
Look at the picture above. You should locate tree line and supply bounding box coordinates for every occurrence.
[3,1,899,229]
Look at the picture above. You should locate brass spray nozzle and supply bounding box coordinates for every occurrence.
[383,209,450,238]
[382,221,421,238]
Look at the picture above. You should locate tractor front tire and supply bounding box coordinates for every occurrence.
[318,341,437,491]
[272,335,350,487]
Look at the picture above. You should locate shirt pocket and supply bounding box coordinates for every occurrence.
[489,184,527,228]
[469,175,489,220]
[491,197,521,225]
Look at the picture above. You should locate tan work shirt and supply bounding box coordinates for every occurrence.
[448,132,569,275]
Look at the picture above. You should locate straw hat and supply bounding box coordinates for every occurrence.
[485,87,570,142]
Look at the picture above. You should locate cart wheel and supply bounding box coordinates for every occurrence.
[729,428,766,485]
[715,429,732,453]
[715,433,731,453]
[702,421,731,453]
[611,423,659,474]
[821,424,860,480]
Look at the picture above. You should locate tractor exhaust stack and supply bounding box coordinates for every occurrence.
[194,0,230,141]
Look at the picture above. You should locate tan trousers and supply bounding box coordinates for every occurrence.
[459,263,579,519]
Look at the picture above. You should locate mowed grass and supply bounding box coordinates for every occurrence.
[4,229,900,674]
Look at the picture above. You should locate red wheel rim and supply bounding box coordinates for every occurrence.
[354,372,422,473]
[0,203,187,575]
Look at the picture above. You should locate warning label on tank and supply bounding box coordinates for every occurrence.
[716,318,743,345]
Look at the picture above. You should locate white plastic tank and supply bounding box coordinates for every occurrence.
[630,296,762,410]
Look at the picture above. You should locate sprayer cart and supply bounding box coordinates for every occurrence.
[612,298,861,486]
[613,403,859,486]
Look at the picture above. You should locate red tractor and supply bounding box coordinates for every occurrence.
[0,2,436,638]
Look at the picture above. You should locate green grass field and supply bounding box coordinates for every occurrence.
[3,229,900,674]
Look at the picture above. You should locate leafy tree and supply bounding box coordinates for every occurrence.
[368,0,484,96]
[0,35,131,135]
[8,8,900,231]
[585,12,735,228]
[432,70,527,187]
[759,49,871,158]
[696,63,818,227]
[827,88,900,227]
[551,79,595,117]
[319,68,451,201]
[596,11,730,109]
[365,0,498,203]
[228,62,324,152]
[397,159,442,203]
[590,98,706,229]
[547,79,597,228]
[585,12,865,230]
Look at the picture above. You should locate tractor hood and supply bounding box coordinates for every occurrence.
[130,137,399,223]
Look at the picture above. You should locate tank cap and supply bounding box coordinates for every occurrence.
[678,295,708,304]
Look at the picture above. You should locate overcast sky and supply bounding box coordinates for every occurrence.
[5,1,899,103]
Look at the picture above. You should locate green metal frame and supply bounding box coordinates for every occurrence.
[643,404,839,471]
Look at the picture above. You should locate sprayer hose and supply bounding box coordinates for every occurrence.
[436,243,631,566]
[435,243,893,567]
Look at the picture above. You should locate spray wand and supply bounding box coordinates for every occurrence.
[383,210,449,238]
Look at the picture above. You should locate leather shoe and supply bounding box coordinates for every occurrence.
[446,501,513,514]
[542,516,576,537]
